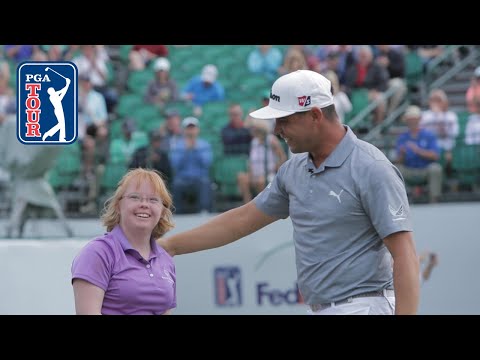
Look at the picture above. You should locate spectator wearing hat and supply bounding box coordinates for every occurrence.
[144,57,178,109]
[129,130,172,188]
[466,66,480,114]
[180,64,225,107]
[169,117,213,214]
[395,105,443,203]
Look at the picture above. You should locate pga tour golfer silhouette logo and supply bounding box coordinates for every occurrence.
[17,62,78,145]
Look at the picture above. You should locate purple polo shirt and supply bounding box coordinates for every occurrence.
[71,225,176,315]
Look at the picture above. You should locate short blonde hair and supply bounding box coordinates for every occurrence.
[100,168,174,238]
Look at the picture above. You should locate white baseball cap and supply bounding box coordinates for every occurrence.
[153,57,171,72]
[249,70,334,119]
[201,64,218,83]
[181,116,199,128]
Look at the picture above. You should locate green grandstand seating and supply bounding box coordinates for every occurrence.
[100,160,128,196]
[127,69,154,94]
[116,93,145,118]
[344,88,370,124]
[456,111,470,138]
[118,45,133,64]
[452,143,480,186]
[405,51,424,90]
[47,142,82,190]
[213,155,248,197]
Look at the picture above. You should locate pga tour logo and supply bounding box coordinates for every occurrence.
[17,61,78,145]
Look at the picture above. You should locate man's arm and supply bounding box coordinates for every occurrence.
[158,201,278,256]
[383,231,420,315]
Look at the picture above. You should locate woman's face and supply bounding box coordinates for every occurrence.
[118,180,164,235]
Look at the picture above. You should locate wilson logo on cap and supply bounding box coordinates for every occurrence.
[298,96,311,107]
[270,90,280,102]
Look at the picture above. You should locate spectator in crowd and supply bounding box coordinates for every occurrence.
[130,130,172,188]
[129,45,169,71]
[4,45,37,63]
[158,109,183,151]
[395,105,443,203]
[420,89,459,176]
[72,45,118,113]
[180,64,225,109]
[221,104,252,155]
[144,57,178,109]
[374,45,407,115]
[344,45,390,125]
[109,118,142,167]
[278,48,308,75]
[0,75,15,115]
[237,119,287,204]
[170,117,213,214]
[465,98,480,145]
[80,122,110,215]
[247,45,283,80]
[323,70,352,124]
[78,73,108,142]
[466,66,480,114]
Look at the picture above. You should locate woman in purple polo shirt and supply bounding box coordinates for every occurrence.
[71,168,176,315]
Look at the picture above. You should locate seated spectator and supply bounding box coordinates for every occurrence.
[323,70,352,124]
[170,117,213,214]
[237,119,287,204]
[79,123,110,215]
[420,89,459,176]
[129,130,172,188]
[344,45,390,125]
[374,45,407,115]
[465,99,480,145]
[0,76,16,115]
[278,48,308,75]
[78,73,108,142]
[129,45,168,71]
[4,45,37,63]
[247,45,283,80]
[180,64,225,109]
[466,66,480,114]
[158,109,183,151]
[109,118,142,166]
[395,105,443,203]
[221,104,252,155]
[144,57,178,109]
[72,45,118,113]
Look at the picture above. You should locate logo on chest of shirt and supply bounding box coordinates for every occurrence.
[161,267,174,285]
[328,189,344,203]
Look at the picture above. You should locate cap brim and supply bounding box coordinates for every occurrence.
[249,105,295,119]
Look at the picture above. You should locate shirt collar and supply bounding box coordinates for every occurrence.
[304,125,357,171]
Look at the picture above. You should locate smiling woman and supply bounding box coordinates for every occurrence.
[71,168,176,315]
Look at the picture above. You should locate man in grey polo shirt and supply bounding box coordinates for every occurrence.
[159,70,420,315]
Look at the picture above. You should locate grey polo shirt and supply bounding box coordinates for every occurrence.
[254,126,412,305]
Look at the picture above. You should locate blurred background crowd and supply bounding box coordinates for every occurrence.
[1,44,479,226]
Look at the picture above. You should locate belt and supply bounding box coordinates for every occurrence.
[309,289,395,312]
